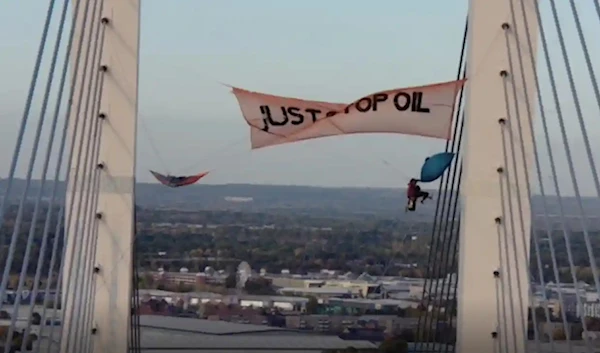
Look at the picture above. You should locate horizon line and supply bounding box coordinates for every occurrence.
[0,177,596,197]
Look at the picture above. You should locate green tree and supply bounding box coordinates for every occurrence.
[245,277,275,295]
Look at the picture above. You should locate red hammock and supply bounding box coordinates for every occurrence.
[150,170,209,188]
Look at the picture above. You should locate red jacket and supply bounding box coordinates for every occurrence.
[407,183,420,198]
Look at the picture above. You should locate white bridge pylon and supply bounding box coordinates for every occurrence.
[62,1,140,353]
[59,1,539,353]
[458,1,539,353]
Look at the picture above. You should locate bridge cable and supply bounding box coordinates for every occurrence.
[434,173,463,353]
[595,1,600,27]
[502,1,564,352]
[2,1,128,352]
[422,101,465,352]
[528,0,600,349]
[497,128,528,353]
[73,14,108,353]
[568,0,600,124]
[494,0,600,351]
[32,0,97,349]
[500,4,559,352]
[414,17,467,353]
[545,0,600,298]
[424,112,465,351]
[0,0,98,351]
[0,0,60,311]
[2,0,74,351]
[0,0,58,268]
[59,1,107,352]
[131,211,142,353]
[530,0,598,329]
[75,59,106,353]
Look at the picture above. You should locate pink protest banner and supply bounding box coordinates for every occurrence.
[232,79,465,149]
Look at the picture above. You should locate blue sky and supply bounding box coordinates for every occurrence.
[1,1,600,194]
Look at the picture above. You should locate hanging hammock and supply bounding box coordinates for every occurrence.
[150,170,209,188]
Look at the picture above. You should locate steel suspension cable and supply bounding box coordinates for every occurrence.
[440,173,462,353]
[495,211,510,353]
[2,0,72,350]
[40,2,102,350]
[545,0,600,300]
[515,0,582,350]
[425,107,465,352]
[497,122,532,353]
[71,10,108,351]
[530,0,597,336]
[78,62,109,351]
[130,215,142,353]
[500,37,548,353]
[504,1,561,352]
[567,0,600,127]
[60,1,106,351]
[79,119,105,353]
[414,18,468,352]
[0,0,58,266]
[534,0,599,348]
[0,0,61,311]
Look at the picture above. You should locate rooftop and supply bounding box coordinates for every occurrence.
[38,316,379,353]
[141,327,377,350]
[139,315,290,335]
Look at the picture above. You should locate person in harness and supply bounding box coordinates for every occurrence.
[406,178,432,211]
[169,175,188,185]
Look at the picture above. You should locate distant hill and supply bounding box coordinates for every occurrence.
[0,178,599,225]
[0,178,420,219]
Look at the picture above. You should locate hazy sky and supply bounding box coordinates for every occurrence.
[1,1,600,194]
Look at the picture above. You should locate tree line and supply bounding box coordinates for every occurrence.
[1,205,600,281]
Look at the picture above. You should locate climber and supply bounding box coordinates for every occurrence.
[406,178,431,212]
